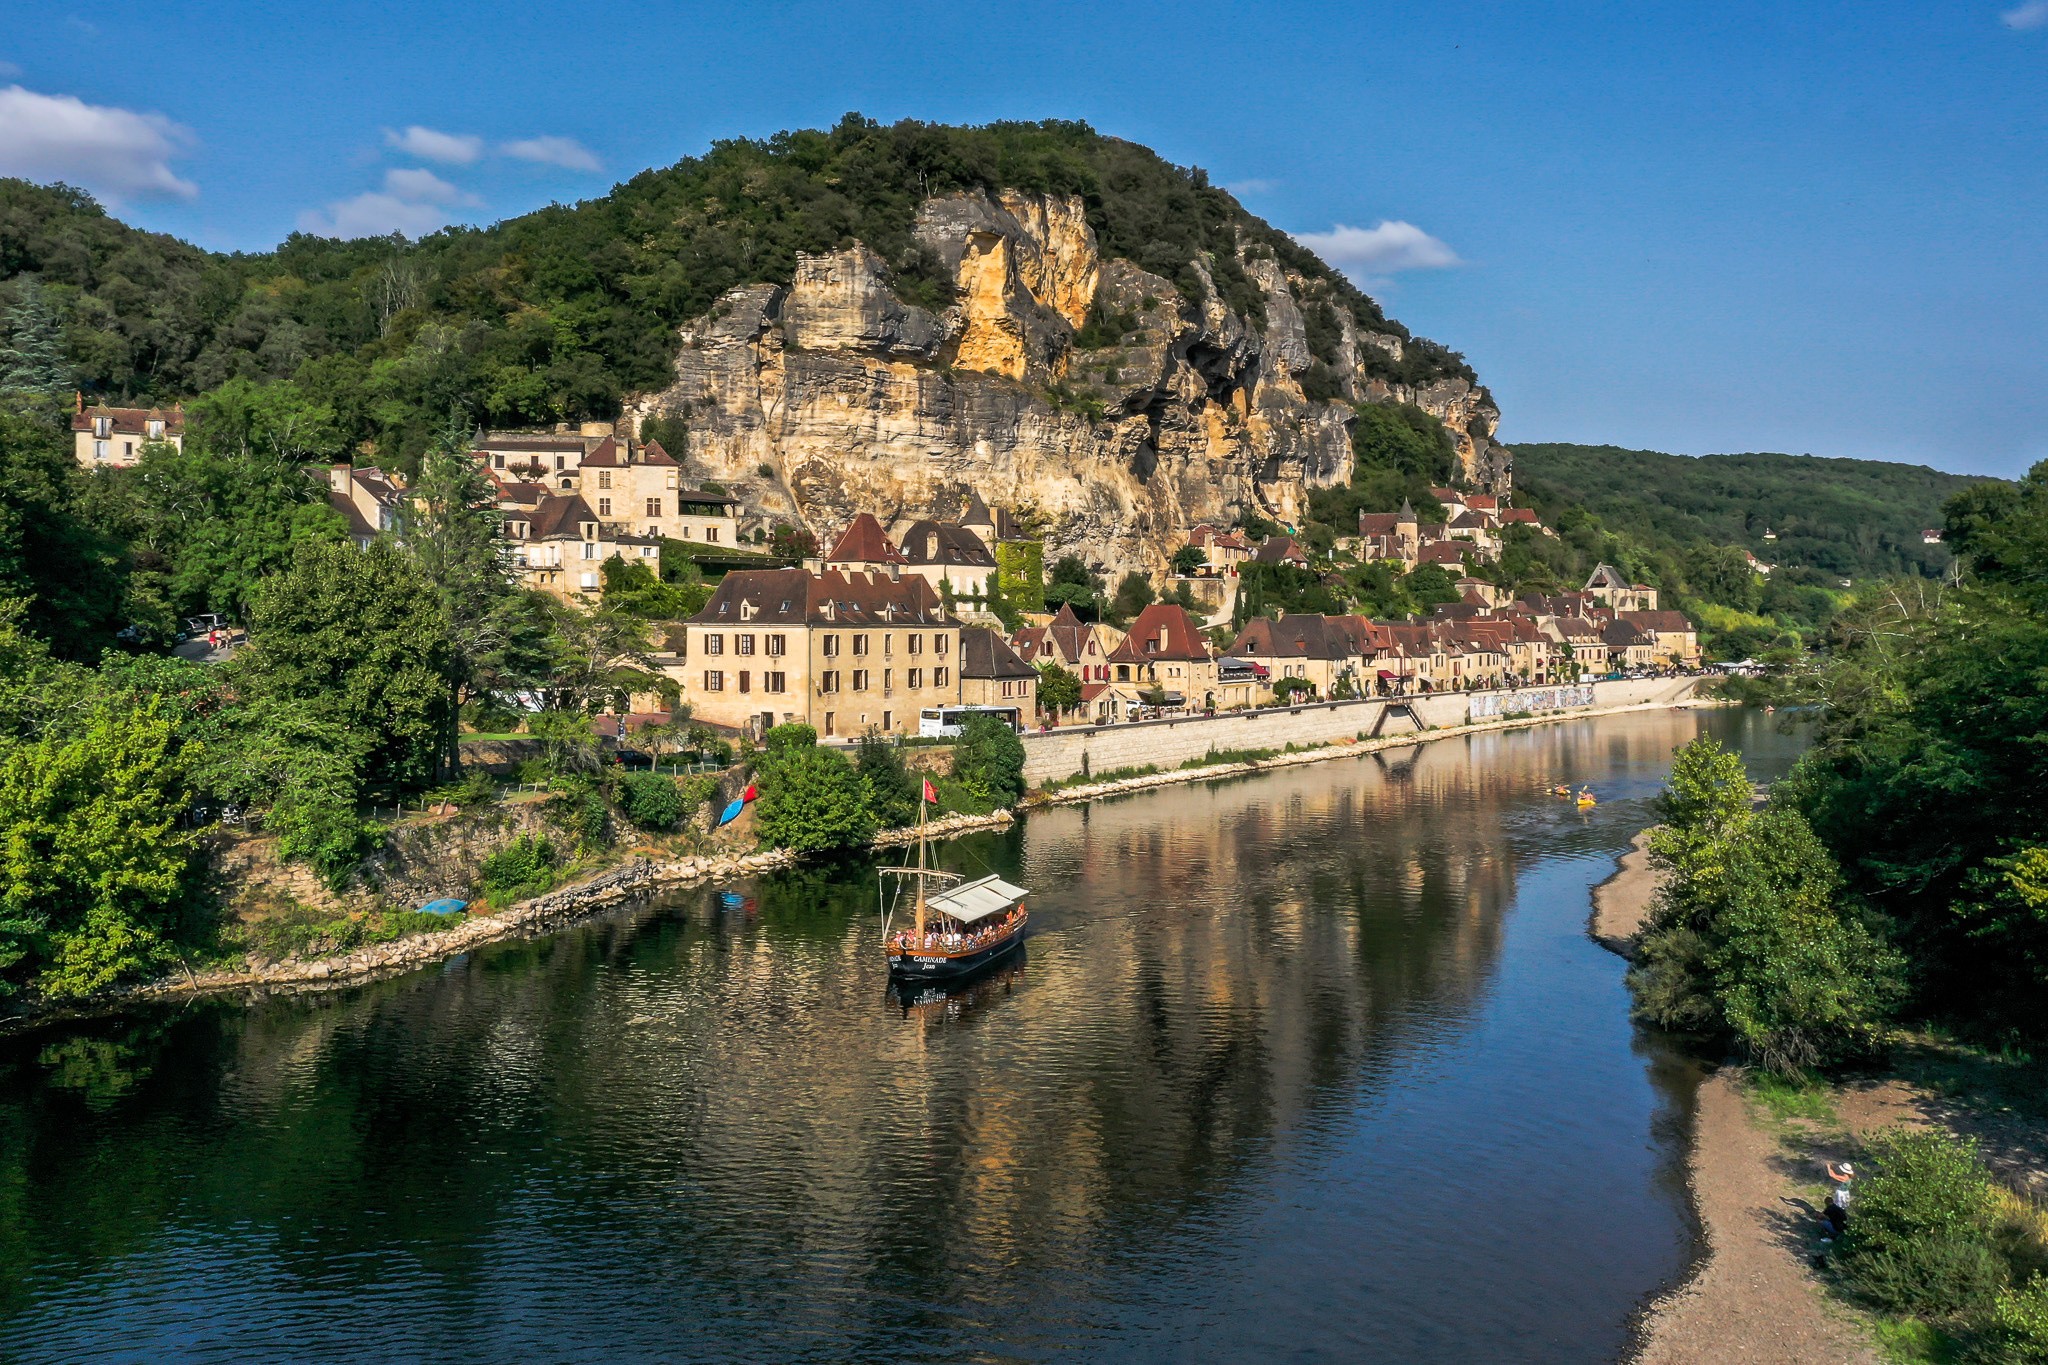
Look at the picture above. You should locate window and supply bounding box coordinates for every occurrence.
[124,441,134,457]
[738,671,751,694]
[852,634,868,656]
[580,572,599,590]
[556,455,566,471]
[704,670,724,691]
[704,634,724,656]
[821,671,840,693]
[706,528,719,543]
[882,711,892,730]
[764,672,786,694]
[823,635,840,657]
[824,712,835,737]
[598,471,612,489]
[93,440,109,460]
[598,498,612,517]
[494,454,506,469]
[935,635,948,657]
[853,670,868,691]
[935,667,949,688]
[766,634,785,657]
[646,498,662,518]
[737,635,755,656]
[582,543,597,559]
[907,634,923,656]
[883,669,892,692]
[908,668,923,689]
[92,416,111,438]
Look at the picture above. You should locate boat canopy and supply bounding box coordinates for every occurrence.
[924,874,1028,925]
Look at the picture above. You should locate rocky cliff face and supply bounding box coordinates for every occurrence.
[629,189,1506,575]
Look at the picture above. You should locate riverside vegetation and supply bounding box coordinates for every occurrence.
[1623,457,2048,1361]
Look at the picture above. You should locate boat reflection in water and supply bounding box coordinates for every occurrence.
[886,944,1028,1018]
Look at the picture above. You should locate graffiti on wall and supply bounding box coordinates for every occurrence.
[1468,684,1597,722]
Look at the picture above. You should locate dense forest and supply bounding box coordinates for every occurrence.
[0,116,1473,471]
[1514,443,1981,581]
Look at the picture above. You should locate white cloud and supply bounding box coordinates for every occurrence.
[299,167,483,240]
[382,167,478,205]
[0,84,196,201]
[501,135,601,172]
[1224,177,1277,197]
[1290,221,1463,278]
[2003,0,2048,28]
[383,125,483,164]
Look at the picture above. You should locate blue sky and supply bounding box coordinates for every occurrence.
[2,0,2043,477]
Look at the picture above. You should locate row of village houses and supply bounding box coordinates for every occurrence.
[668,513,1698,739]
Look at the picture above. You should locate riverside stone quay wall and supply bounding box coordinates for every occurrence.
[1019,676,1703,784]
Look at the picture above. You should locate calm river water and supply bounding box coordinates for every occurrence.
[0,708,1807,1363]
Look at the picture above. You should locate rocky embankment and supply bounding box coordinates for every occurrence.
[628,187,1506,578]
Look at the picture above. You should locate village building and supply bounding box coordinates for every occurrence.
[1584,563,1660,612]
[958,626,1038,715]
[679,567,962,741]
[1620,610,1702,669]
[497,490,658,602]
[1011,603,1115,683]
[325,464,407,549]
[895,519,999,596]
[474,430,592,490]
[1185,523,1254,576]
[71,395,183,469]
[1223,614,1364,699]
[1101,603,1222,715]
[572,437,739,543]
[1253,534,1312,569]
[1601,618,1658,672]
[823,513,910,575]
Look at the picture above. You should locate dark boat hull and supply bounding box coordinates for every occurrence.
[887,927,1026,981]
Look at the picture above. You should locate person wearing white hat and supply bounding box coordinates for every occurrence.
[1822,1161,1856,1239]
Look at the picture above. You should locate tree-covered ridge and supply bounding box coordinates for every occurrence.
[1514,442,1988,581]
[0,116,1475,468]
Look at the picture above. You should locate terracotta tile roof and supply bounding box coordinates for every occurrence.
[1585,563,1630,591]
[1418,542,1468,565]
[898,520,996,569]
[1357,512,1402,536]
[1621,610,1694,633]
[1226,613,1355,660]
[529,493,599,540]
[637,439,680,467]
[959,626,1036,680]
[1464,494,1499,511]
[1107,604,1211,664]
[826,513,906,565]
[578,437,624,467]
[1500,507,1540,524]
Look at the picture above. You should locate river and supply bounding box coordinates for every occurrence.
[0,707,1807,1363]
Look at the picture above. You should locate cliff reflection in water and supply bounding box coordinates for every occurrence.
[0,707,1778,1363]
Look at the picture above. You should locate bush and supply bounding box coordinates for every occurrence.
[1838,1129,2009,1319]
[450,770,497,808]
[1983,1276,2048,1365]
[855,733,919,829]
[618,771,685,831]
[952,715,1024,809]
[754,743,876,854]
[480,834,558,905]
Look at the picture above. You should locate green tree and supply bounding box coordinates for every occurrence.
[0,395,127,657]
[1169,545,1206,576]
[1035,661,1082,717]
[855,731,920,829]
[0,278,71,395]
[952,713,1024,808]
[0,697,208,997]
[236,538,456,797]
[1108,571,1155,625]
[754,732,876,853]
[618,771,686,831]
[1044,554,1101,619]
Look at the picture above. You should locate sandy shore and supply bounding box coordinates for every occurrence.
[1595,832,1879,1364]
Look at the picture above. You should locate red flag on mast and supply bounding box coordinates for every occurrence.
[922,778,937,804]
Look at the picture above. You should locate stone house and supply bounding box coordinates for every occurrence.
[679,567,962,740]
[1223,614,1363,700]
[895,519,999,597]
[498,489,659,602]
[959,625,1038,715]
[71,395,183,468]
[823,512,909,575]
[1104,603,1219,713]
[573,437,739,544]
[325,464,407,548]
[1620,610,1701,668]
[475,430,593,490]
[1601,618,1658,671]
[1584,563,1660,613]
[1011,603,1115,683]
[1186,523,1254,576]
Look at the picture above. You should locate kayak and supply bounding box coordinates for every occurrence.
[418,898,468,915]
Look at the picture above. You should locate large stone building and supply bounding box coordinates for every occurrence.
[959,626,1038,715]
[72,395,183,468]
[679,567,963,740]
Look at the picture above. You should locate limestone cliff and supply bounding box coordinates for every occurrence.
[629,188,1506,576]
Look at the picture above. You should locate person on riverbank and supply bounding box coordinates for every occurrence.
[1822,1161,1855,1239]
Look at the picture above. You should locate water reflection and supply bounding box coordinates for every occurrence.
[0,708,1808,1363]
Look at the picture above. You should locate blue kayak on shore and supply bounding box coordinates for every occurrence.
[417,899,468,915]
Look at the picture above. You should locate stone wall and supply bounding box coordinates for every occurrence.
[1019,677,1702,784]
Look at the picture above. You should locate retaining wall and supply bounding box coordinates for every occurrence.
[1019,676,1702,784]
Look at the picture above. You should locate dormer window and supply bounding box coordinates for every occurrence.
[146,419,165,439]
[92,416,112,438]
[739,601,755,621]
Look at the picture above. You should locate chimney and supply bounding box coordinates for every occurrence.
[890,563,901,582]
[75,391,84,415]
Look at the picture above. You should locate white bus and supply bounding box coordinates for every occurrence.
[918,704,1024,738]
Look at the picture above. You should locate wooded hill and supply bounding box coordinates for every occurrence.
[1513,443,1988,581]
[0,116,1474,469]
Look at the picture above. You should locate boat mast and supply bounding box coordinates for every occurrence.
[913,788,928,941]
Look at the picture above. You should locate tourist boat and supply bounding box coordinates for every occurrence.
[881,789,1029,982]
